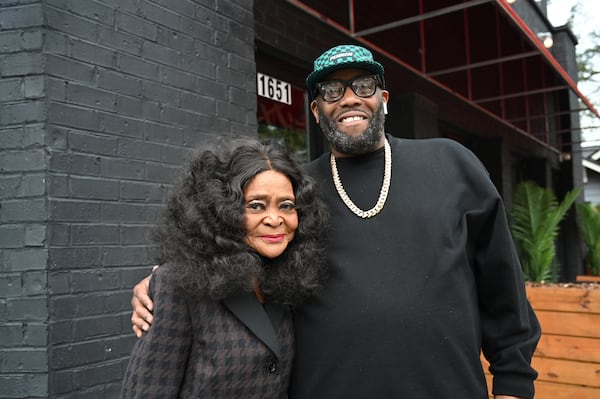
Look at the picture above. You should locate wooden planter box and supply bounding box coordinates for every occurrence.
[576,275,600,283]
[482,283,600,398]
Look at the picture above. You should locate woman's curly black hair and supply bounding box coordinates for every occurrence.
[151,137,329,306]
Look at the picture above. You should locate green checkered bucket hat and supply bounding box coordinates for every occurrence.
[306,44,385,96]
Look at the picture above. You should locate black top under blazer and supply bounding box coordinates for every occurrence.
[121,265,294,398]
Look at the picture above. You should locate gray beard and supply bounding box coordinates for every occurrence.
[317,102,386,155]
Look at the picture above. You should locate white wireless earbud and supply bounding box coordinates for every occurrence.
[383,101,388,115]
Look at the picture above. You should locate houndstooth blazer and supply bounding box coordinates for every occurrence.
[121,265,294,398]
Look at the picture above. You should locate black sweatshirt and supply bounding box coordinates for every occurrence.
[289,135,540,399]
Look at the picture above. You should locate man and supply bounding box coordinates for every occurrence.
[131,45,540,398]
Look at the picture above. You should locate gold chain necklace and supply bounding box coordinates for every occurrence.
[330,139,391,218]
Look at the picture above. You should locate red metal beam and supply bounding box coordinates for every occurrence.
[427,51,539,77]
[352,0,493,38]
[474,85,570,103]
[507,108,588,123]
[464,7,473,99]
[348,0,355,33]
[285,0,562,155]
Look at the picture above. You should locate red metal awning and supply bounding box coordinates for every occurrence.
[286,0,599,155]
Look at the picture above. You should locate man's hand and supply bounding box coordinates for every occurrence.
[131,274,154,337]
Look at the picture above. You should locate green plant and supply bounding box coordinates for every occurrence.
[510,181,580,283]
[258,125,308,164]
[576,202,600,275]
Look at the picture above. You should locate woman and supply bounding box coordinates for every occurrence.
[121,138,328,398]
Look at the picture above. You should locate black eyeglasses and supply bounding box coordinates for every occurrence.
[315,75,382,102]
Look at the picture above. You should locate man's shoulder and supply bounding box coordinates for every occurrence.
[303,153,330,177]
[388,135,486,175]
[388,135,464,150]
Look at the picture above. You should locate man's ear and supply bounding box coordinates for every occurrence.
[381,90,390,115]
[310,100,319,124]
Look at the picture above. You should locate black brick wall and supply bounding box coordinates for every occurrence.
[1,0,256,397]
[255,0,351,67]
[0,1,48,398]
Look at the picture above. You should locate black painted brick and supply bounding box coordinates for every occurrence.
[0,149,45,172]
[0,52,44,76]
[97,68,143,97]
[1,0,257,397]
[140,80,181,106]
[119,180,165,202]
[70,225,120,246]
[48,247,102,270]
[48,151,101,176]
[0,78,22,101]
[65,83,115,112]
[45,6,97,42]
[70,270,120,294]
[119,225,153,246]
[0,273,21,297]
[22,173,46,197]
[115,11,158,41]
[4,248,48,271]
[50,293,105,320]
[69,177,119,200]
[0,373,48,398]
[0,348,47,373]
[0,3,43,29]
[99,202,160,223]
[72,360,122,389]
[98,112,145,138]
[161,145,192,165]
[140,1,180,31]
[6,297,47,321]
[97,25,142,56]
[71,314,121,339]
[51,341,106,369]
[0,31,22,53]
[24,75,44,98]
[0,101,44,124]
[114,94,161,120]
[181,52,217,78]
[0,225,24,248]
[143,121,184,145]
[99,157,146,180]
[48,200,102,223]
[68,132,118,156]
[145,161,181,183]
[156,26,194,54]
[48,0,115,26]
[47,174,69,197]
[1,200,46,222]
[45,54,95,83]
[0,322,46,347]
[24,224,46,246]
[22,271,46,295]
[116,53,160,81]
[48,102,100,131]
[140,40,180,68]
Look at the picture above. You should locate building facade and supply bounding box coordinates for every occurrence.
[0,0,596,397]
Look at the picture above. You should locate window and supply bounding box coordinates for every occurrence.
[257,83,309,163]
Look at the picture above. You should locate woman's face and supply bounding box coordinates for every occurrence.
[243,170,299,258]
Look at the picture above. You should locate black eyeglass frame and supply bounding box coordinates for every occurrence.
[314,74,383,103]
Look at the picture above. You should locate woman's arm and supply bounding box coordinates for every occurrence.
[122,267,192,397]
